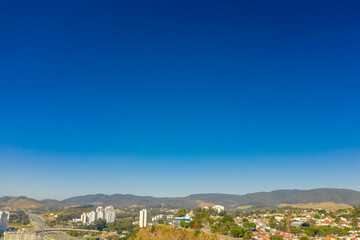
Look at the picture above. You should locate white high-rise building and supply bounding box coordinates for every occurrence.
[81,213,89,224]
[97,211,104,219]
[96,206,104,213]
[139,209,150,228]
[212,205,225,213]
[96,206,104,219]
[88,211,97,223]
[0,211,9,232]
[105,206,115,223]
[81,206,115,224]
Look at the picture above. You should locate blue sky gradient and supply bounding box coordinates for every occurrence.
[1,0,360,199]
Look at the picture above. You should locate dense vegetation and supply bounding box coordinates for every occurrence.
[76,218,136,234]
[129,224,219,240]
[46,205,96,227]
[9,210,30,226]
[175,208,252,238]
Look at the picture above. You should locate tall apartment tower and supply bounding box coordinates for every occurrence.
[0,211,9,232]
[96,206,104,213]
[96,206,105,219]
[139,209,150,228]
[88,211,97,223]
[81,213,89,224]
[105,206,115,223]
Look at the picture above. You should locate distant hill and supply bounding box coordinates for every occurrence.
[0,196,42,209]
[187,188,360,208]
[129,224,219,240]
[63,194,200,209]
[0,196,67,210]
[63,188,360,209]
[3,188,360,210]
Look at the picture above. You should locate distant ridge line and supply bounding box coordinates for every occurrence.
[3,188,359,210]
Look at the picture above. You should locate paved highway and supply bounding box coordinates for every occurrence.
[26,211,105,239]
[27,211,77,240]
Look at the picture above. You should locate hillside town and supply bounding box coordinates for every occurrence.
[1,201,360,240]
[136,205,360,240]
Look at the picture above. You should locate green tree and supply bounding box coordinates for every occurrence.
[175,209,188,217]
[210,223,219,233]
[270,235,284,240]
[219,226,229,235]
[179,220,189,228]
[243,222,256,229]
[230,226,246,238]
[243,231,252,240]
[351,220,358,228]
[93,218,107,231]
[221,215,234,223]
[218,211,226,216]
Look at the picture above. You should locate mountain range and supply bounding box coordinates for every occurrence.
[2,188,360,210]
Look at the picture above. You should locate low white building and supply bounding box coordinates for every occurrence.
[4,230,36,240]
[152,214,164,222]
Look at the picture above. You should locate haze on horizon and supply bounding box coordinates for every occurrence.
[1,0,360,200]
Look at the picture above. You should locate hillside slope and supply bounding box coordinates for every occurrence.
[63,194,200,208]
[3,188,360,210]
[188,188,360,208]
[63,188,360,209]
[0,196,67,210]
[130,225,220,240]
[0,196,42,209]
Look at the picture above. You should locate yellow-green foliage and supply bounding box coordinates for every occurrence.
[131,225,220,240]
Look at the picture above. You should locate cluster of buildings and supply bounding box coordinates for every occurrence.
[172,211,193,224]
[233,209,360,240]
[80,206,116,224]
[203,205,225,213]
[138,209,177,228]
[0,210,10,232]
[0,211,37,239]
[137,205,226,228]
[138,206,226,228]
[313,216,357,228]
[3,230,37,240]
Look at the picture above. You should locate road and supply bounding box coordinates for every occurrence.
[27,211,77,240]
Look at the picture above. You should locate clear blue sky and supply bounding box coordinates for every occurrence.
[1,0,360,200]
